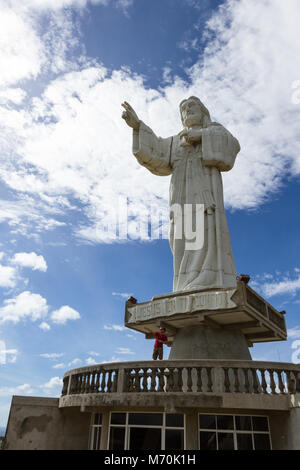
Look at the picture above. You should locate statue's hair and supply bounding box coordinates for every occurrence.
[179,96,211,128]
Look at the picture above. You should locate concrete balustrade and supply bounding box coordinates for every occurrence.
[60,360,300,406]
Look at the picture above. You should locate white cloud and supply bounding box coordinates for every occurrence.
[87,351,100,356]
[86,356,97,365]
[52,363,65,369]
[68,357,82,367]
[0,0,300,246]
[0,87,27,105]
[0,263,18,288]
[114,347,135,355]
[50,305,81,324]
[0,383,34,397]
[112,292,133,300]
[104,324,126,332]
[40,352,64,359]
[41,376,62,392]
[287,327,300,339]
[0,5,45,87]
[260,275,300,297]
[0,198,66,240]
[11,252,47,272]
[39,321,51,331]
[0,291,48,324]
[0,344,18,365]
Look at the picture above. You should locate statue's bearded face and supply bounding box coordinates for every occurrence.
[180,98,204,128]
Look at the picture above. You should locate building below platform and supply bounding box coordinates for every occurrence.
[3,359,300,450]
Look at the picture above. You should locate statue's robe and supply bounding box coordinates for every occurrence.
[132,121,240,292]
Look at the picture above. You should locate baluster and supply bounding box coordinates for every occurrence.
[157,368,165,392]
[81,373,86,393]
[243,368,250,393]
[187,367,193,392]
[76,375,81,394]
[111,370,118,392]
[196,367,203,392]
[107,370,112,392]
[86,372,91,393]
[90,371,95,393]
[71,374,78,394]
[142,368,148,392]
[150,368,157,391]
[223,367,230,393]
[61,377,68,396]
[79,374,84,394]
[79,373,84,393]
[100,370,106,392]
[233,368,240,393]
[134,368,141,392]
[177,368,183,392]
[167,367,175,392]
[276,370,285,394]
[206,367,213,392]
[125,369,130,392]
[268,369,276,394]
[287,371,296,394]
[125,369,133,392]
[164,369,169,392]
[94,371,100,393]
[259,369,268,394]
[251,368,260,393]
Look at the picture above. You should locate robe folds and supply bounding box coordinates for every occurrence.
[132,121,241,293]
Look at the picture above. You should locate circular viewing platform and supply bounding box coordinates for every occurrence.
[59,359,300,411]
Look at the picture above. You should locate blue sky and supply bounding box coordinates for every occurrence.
[0,0,300,428]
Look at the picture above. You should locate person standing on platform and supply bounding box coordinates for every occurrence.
[152,327,168,360]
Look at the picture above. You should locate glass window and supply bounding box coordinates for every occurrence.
[199,414,271,451]
[254,433,271,450]
[111,413,126,425]
[91,427,101,450]
[165,429,184,450]
[235,415,252,431]
[236,433,253,450]
[217,432,235,450]
[128,413,163,426]
[94,413,102,426]
[109,427,125,450]
[199,414,216,430]
[129,427,161,450]
[166,413,184,428]
[217,415,234,430]
[252,416,269,432]
[200,431,217,450]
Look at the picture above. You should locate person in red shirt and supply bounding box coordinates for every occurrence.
[152,327,168,360]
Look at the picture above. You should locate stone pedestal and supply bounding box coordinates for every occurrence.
[125,281,287,360]
[168,324,252,360]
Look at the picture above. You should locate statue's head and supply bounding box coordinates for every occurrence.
[179,96,211,128]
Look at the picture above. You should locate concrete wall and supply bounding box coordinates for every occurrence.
[4,394,300,450]
[3,396,91,450]
[269,406,300,450]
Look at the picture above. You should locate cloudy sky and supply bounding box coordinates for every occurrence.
[0,0,300,428]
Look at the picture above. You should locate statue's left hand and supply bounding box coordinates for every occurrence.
[180,128,202,145]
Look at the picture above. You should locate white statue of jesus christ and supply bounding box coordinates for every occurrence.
[122,97,240,292]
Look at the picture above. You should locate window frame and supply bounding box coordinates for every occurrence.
[108,411,186,450]
[198,413,272,450]
[89,413,103,450]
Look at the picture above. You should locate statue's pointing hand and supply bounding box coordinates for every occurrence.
[121,101,140,130]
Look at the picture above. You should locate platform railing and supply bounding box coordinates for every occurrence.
[61,360,300,397]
